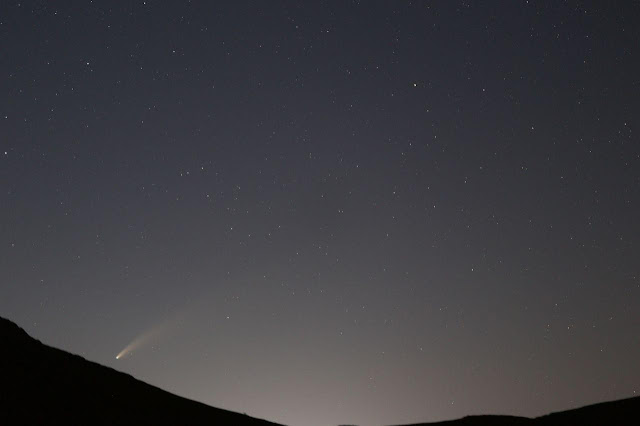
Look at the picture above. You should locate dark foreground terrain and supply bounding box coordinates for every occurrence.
[0,316,279,425]
[1,316,637,426]
[393,394,639,426]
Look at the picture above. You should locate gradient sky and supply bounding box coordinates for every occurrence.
[1,1,639,425]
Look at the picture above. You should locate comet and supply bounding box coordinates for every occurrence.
[115,317,179,360]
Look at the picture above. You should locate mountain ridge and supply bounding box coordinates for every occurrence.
[392,392,639,426]
[1,316,638,425]
[0,316,280,425]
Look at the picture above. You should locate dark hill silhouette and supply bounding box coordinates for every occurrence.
[0,316,280,425]
[1,316,637,426]
[393,395,639,426]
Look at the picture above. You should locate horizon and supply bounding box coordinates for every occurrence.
[1,313,638,426]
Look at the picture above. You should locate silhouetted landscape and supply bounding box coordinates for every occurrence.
[1,316,638,425]
[0,316,279,425]
[390,396,640,425]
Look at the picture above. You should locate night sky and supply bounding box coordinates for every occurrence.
[1,1,639,425]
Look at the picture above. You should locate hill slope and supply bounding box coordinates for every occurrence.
[0,316,279,425]
[395,394,639,426]
[2,316,637,425]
